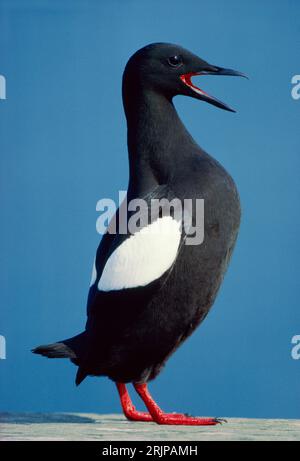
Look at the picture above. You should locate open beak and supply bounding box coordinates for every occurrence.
[180,66,247,112]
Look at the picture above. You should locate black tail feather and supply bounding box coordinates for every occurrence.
[32,332,87,359]
[32,332,89,385]
[32,342,77,359]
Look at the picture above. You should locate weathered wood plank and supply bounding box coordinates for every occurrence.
[0,413,299,441]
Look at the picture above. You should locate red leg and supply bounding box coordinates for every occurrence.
[116,382,153,422]
[134,383,223,426]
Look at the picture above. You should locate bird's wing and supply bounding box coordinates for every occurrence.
[85,185,190,325]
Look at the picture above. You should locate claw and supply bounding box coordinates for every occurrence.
[214,417,228,425]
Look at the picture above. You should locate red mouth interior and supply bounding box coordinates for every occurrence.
[180,73,209,96]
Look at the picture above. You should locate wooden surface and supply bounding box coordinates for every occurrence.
[0,413,300,441]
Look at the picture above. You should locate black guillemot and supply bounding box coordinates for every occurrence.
[33,43,246,426]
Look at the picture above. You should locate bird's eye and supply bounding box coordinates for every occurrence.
[167,55,183,67]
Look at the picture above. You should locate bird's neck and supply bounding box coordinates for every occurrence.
[124,90,195,196]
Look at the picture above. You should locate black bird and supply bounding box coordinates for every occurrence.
[33,43,246,425]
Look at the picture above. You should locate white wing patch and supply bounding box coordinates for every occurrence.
[90,259,97,287]
[98,217,181,292]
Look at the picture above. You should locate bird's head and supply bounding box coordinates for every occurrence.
[123,42,247,113]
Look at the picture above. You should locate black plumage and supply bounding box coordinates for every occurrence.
[33,44,245,421]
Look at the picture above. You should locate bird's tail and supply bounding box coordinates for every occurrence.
[32,332,90,386]
[32,332,87,361]
[32,342,77,359]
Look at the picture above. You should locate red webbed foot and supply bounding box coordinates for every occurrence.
[133,383,224,426]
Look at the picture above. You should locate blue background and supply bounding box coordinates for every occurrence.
[1,0,299,419]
